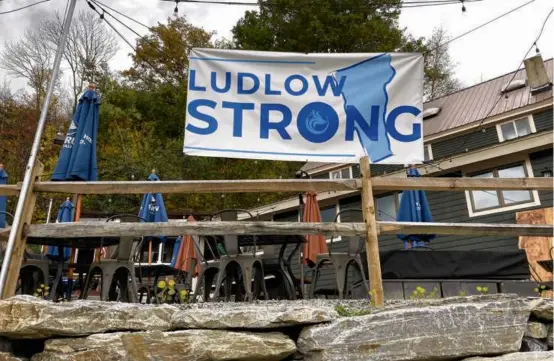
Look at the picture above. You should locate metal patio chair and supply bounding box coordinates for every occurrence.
[80,214,145,302]
[309,208,370,299]
[191,209,267,302]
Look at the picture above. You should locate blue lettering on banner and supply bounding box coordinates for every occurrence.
[237,73,260,94]
[222,101,254,137]
[186,99,217,134]
[186,53,422,162]
[260,103,292,140]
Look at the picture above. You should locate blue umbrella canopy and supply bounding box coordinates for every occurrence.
[52,88,99,181]
[47,199,75,260]
[396,168,435,249]
[0,165,7,229]
[138,173,168,242]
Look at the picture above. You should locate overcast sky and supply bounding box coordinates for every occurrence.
[0,0,552,93]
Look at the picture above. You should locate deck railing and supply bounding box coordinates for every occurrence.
[0,156,552,306]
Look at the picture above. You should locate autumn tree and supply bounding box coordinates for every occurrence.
[423,27,463,100]
[0,29,55,111]
[39,10,119,109]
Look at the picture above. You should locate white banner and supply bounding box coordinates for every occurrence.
[184,49,423,164]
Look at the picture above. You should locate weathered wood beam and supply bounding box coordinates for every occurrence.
[25,220,554,239]
[0,185,21,196]
[378,221,554,237]
[372,177,553,191]
[20,177,553,195]
[31,179,360,194]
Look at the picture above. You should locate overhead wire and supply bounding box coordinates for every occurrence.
[427,6,553,172]
[0,0,49,15]
[89,0,151,30]
[162,0,482,8]
[424,0,536,54]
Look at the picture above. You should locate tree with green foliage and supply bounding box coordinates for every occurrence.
[231,1,461,99]
[232,0,425,53]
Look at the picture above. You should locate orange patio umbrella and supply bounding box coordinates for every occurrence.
[170,215,200,277]
[302,192,329,266]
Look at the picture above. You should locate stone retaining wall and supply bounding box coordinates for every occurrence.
[0,294,551,361]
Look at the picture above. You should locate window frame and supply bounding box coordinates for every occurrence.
[329,166,353,180]
[496,115,536,143]
[464,159,540,217]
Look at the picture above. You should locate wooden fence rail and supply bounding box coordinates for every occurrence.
[20,221,553,239]
[0,177,551,196]
[1,162,553,305]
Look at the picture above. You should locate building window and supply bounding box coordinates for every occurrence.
[424,144,433,162]
[319,204,340,242]
[330,167,352,179]
[375,193,402,221]
[496,115,536,142]
[465,160,540,217]
[320,205,339,223]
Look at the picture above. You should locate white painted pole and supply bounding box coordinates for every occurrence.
[0,0,78,296]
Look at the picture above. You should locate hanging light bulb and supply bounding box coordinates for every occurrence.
[174,0,179,15]
[535,42,540,54]
[461,0,466,12]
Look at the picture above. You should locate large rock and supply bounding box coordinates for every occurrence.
[547,325,553,348]
[298,294,531,361]
[521,337,549,352]
[529,298,553,321]
[171,301,337,329]
[31,330,296,361]
[526,322,549,339]
[0,296,176,338]
[464,351,554,360]
[0,352,27,361]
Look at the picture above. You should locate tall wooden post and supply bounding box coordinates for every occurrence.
[359,156,384,307]
[1,162,43,298]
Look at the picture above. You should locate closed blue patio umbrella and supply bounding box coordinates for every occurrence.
[51,85,99,181]
[138,171,168,264]
[0,164,7,229]
[396,167,435,249]
[47,198,75,260]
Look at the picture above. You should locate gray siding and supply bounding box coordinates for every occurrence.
[278,149,553,291]
[432,127,498,160]
[431,109,553,161]
[534,109,553,132]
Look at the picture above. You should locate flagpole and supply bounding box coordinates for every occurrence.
[0,0,78,297]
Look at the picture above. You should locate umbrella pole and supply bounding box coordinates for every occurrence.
[147,239,152,286]
[67,194,82,297]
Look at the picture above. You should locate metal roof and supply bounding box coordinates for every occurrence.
[423,58,552,137]
[301,58,553,174]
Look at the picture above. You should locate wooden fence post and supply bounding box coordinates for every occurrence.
[1,161,43,299]
[360,156,384,307]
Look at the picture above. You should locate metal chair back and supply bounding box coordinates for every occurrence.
[211,209,257,257]
[329,208,364,257]
[104,214,148,262]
